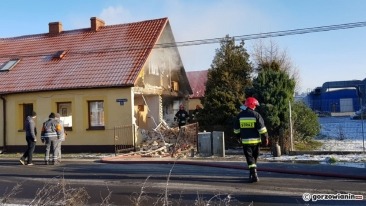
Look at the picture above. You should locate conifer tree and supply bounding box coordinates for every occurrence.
[198,35,253,126]
[250,63,296,145]
[292,101,321,142]
[249,41,320,153]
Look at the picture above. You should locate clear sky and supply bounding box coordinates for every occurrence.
[1,0,366,93]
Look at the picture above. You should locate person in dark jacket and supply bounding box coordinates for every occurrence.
[174,104,189,128]
[234,97,269,183]
[20,111,37,166]
[191,105,202,123]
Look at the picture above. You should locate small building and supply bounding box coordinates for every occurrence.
[186,70,208,112]
[0,17,192,153]
[307,80,365,113]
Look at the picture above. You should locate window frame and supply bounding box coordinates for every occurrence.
[87,100,105,130]
[20,103,33,131]
[0,59,20,72]
[57,102,73,131]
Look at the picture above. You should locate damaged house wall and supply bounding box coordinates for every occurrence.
[134,21,192,130]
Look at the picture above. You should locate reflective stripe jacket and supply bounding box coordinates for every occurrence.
[233,108,267,145]
[41,118,61,139]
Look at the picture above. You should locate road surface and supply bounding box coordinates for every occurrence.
[0,159,365,205]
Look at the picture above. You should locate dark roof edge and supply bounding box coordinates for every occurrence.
[0,17,169,40]
[0,84,135,95]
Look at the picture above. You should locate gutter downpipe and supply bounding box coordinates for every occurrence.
[0,95,6,153]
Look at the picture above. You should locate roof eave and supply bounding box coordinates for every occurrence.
[0,84,135,95]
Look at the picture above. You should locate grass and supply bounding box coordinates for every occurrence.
[326,156,338,163]
[294,140,323,151]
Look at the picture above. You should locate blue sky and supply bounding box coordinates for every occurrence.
[1,0,366,93]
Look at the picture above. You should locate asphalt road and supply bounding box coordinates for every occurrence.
[0,159,365,206]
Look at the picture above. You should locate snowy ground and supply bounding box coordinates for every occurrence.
[261,116,366,167]
[261,153,366,168]
[316,116,366,151]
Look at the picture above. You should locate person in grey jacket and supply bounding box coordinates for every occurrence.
[41,112,61,165]
[20,111,37,166]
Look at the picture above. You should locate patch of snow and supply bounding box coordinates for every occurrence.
[261,117,366,167]
[261,153,366,164]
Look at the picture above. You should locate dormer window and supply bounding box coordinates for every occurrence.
[0,59,20,72]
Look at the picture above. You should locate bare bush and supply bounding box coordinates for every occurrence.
[195,193,234,206]
[99,184,113,206]
[1,182,22,204]
[29,177,90,206]
[129,176,152,206]
[2,164,243,206]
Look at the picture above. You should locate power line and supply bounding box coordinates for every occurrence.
[155,21,366,48]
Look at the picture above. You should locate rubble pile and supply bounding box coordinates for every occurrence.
[132,122,198,158]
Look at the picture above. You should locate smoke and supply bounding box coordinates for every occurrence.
[99,6,133,25]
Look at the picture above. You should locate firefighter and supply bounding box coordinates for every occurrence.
[233,97,269,183]
[174,104,189,128]
[191,105,202,123]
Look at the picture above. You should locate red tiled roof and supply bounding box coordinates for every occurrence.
[186,70,208,98]
[0,18,168,94]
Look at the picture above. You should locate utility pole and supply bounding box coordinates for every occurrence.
[357,85,365,153]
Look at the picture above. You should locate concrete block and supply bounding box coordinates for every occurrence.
[198,132,212,157]
[212,131,225,157]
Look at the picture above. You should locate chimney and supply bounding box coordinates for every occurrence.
[90,17,105,32]
[49,22,63,36]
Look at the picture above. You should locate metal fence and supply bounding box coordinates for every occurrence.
[315,116,366,152]
[114,124,136,155]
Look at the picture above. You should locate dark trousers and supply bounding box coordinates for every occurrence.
[23,138,36,164]
[243,144,260,168]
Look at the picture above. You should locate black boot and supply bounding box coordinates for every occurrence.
[249,168,259,183]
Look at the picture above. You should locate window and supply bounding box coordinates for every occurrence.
[148,59,160,75]
[57,102,72,131]
[22,104,33,130]
[88,101,104,129]
[0,59,20,71]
